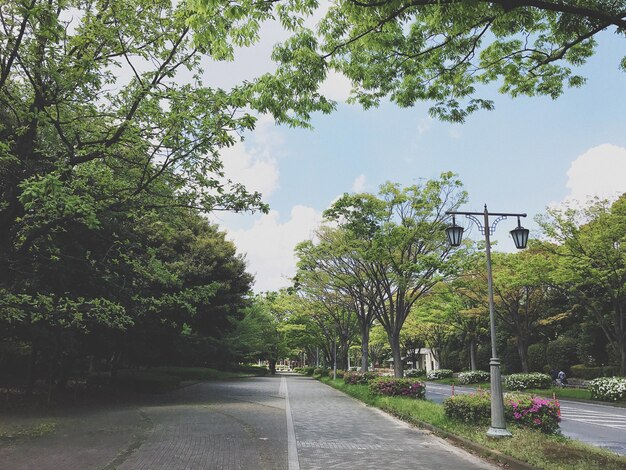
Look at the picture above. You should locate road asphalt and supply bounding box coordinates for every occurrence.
[0,374,494,469]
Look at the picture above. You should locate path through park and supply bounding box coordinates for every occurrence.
[0,374,493,469]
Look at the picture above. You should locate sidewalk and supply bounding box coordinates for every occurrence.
[286,374,495,469]
[0,375,496,469]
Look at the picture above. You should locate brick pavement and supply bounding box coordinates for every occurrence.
[287,374,495,470]
[0,374,495,469]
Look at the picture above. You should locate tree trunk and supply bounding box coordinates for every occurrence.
[517,336,529,373]
[268,359,277,375]
[389,332,403,378]
[619,335,626,377]
[469,340,477,371]
[360,328,369,372]
[26,343,37,395]
[340,337,349,370]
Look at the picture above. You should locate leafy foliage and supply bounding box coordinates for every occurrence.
[269,0,626,121]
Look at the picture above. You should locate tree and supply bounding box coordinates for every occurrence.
[455,247,553,372]
[538,195,626,374]
[1,0,331,391]
[324,173,467,377]
[269,0,626,122]
[413,281,489,371]
[296,226,379,371]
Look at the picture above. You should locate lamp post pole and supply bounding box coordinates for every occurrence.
[446,205,529,438]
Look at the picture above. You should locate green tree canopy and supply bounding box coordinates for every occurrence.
[269,0,626,121]
[538,194,626,374]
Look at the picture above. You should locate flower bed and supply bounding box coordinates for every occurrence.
[506,394,561,434]
[589,376,626,402]
[443,392,561,434]
[457,370,490,384]
[343,371,379,385]
[503,372,552,390]
[426,369,453,380]
[369,377,426,399]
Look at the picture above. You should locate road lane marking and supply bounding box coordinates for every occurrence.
[281,376,300,470]
[560,405,626,430]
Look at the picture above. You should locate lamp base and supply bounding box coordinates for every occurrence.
[487,426,512,438]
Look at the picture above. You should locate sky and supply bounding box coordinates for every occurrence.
[206,26,626,293]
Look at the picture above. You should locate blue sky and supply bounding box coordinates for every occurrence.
[210,29,626,292]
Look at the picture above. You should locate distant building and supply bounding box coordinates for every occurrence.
[386,348,440,372]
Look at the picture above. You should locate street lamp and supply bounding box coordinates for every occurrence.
[445,205,529,438]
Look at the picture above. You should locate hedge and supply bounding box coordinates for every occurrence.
[570,364,620,380]
[343,371,379,385]
[313,367,329,377]
[426,369,453,380]
[589,377,626,402]
[443,392,561,434]
[457,370,490,385]
[405,369,425,378]
[369,377,426,399]
[503,372,552,390]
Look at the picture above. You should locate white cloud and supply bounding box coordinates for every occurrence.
[448,127,462,139]
[319,70,353,103]
[352,174,367,192]
[564,143,626,202]
[417,117,432,135]
[226,206,322,292]
[220,117,283,198]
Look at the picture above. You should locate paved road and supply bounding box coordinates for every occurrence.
[1,375,494,469]
[425,381,626,455]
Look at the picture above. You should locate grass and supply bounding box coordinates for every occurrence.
[0,422,56,441]
[525,387,593,401]
[320,377,626,470]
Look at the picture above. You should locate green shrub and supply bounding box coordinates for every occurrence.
[426,369,453,380]
[503,372,552,390]
[369,377,425,399]
[405,369,425,378]
[313,367,329,377]
[344,371,379,385]
[589,377,626,402]
[302,366,316,376]
[334,369,346,379]
[527,343,547,372]
[443,392,561,434]
[570,364,620,380]
[545,336,579,371]
[457,370,490,385]
[443,392,491,425]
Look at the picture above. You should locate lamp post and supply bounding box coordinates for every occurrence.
[445,205,529,438]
